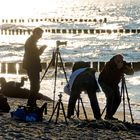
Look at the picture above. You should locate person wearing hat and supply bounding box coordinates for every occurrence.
[23,27,47,107]
[98,54,134,120]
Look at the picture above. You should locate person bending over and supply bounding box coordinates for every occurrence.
[64,61,101,120]
[98,54,134,120]
[22,27,47,107]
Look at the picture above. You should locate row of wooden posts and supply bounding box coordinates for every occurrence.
[1,28,140,35]
[0,18,107,24]
[0,61,140,74]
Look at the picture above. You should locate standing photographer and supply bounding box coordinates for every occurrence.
[23,27,47,107]
[98,54,134,120]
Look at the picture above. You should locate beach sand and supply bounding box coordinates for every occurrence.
[0,97,140,140]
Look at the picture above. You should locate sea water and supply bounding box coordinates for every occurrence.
[0,0,140,120]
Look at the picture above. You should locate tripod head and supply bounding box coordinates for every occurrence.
[56,40,67,47]
[54,40,67,54]
[58,92,63,99]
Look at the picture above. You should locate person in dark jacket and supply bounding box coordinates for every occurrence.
[98,54,134,120]
[65,61,101,120]
[22,27,47,107]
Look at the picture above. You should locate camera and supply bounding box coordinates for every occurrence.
[58,93,62,98]
[56,40,67,47]
[123,61,131,67]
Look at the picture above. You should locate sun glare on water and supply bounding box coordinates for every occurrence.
[0,0,59,18]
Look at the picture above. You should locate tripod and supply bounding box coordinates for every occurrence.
[74,94,88,121]
[41,40,68,109]
[49,92,68,124]
[121,74,134,123]
[101,75,134,123]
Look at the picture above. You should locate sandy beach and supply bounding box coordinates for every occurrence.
[0,97,139,140]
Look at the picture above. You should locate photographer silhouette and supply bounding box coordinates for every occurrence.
[98,54,134,120]
[22,27,47,107]
[65,61,101,120]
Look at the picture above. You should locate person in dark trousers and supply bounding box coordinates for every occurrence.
[98,54,134,120]
[65,61,101,120]
[22,27,47,107]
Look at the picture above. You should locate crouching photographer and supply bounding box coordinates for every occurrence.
[64,61,101,120]
[98,54,134,120]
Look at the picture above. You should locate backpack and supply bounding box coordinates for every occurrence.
[11,102,47,122]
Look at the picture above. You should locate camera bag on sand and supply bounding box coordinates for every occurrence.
[11,102,47,122]
[0,94,10,113]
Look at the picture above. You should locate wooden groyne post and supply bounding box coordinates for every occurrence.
[0,61,139,74]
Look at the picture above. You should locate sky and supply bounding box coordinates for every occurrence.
[0,0,59,18]
[0,0,136,18]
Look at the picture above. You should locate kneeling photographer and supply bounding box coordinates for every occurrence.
[64,61,101,120]
[98,54,134,120]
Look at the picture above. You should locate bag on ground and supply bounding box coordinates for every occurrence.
[11,102,47,122]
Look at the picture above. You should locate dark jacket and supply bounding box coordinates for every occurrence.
[98,58,134,87]
[22,35,42,72]
[72,68,100,93]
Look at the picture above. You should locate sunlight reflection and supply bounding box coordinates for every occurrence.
[128,76,140,85]
[112,45,132,50]
[0,0,60,18]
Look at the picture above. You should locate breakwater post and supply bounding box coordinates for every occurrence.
[0,61,139,74]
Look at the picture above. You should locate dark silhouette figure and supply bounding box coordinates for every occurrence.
[65,61,101,120]
[22,27,47,107]
[0,77,52,101]
[0,94,10,113]
[98,54,134,120]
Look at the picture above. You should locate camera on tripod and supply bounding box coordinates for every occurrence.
[58,92,63,99]
[123,61,132,67]
[56,40,67,47]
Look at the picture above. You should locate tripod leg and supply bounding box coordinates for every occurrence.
[49,102,58,122]
[40,51,56,82]
[58,52,68,83]
[60,102,68,124]
[52,51,59,109]
[74,98,81,118]
[121,80,126,122]
[80,98,88,120]
[77,98,80,118]
[101,105,106,117]
[124,81,134,123]
[55,102,60,124]
[123,90,126,122]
